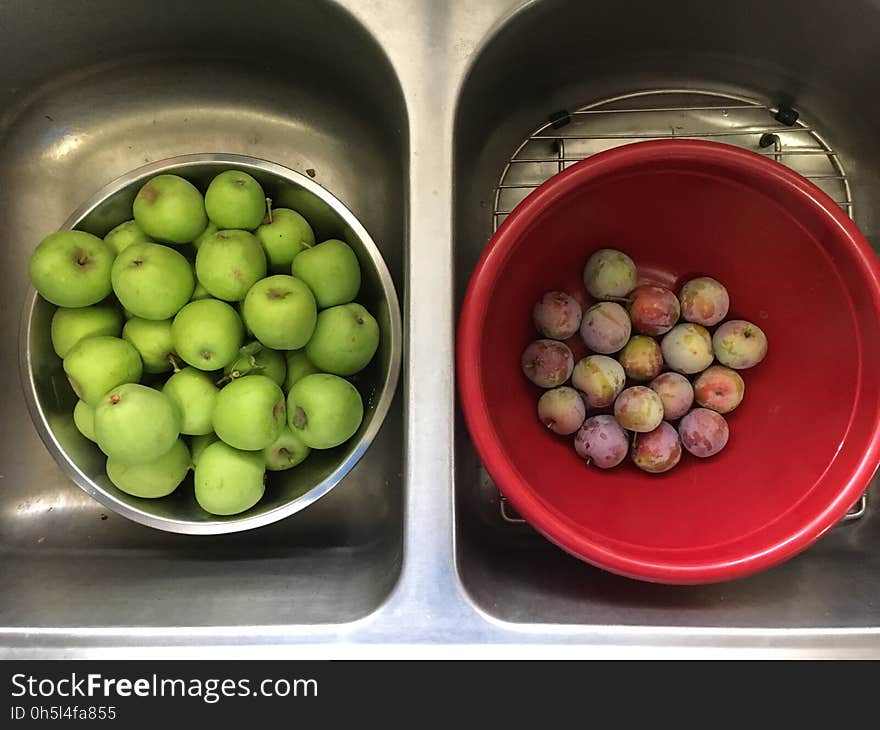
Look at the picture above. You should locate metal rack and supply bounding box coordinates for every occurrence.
[491,89,865,526]
[493,89,853,230]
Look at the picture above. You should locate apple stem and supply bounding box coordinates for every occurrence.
[168,353,182,373]
[265,197,273,224]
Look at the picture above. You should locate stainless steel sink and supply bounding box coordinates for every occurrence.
[0,0,406,630]
[3,0,880,657]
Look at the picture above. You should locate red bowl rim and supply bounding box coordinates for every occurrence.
[457,139,880,584]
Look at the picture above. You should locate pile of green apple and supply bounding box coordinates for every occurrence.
[29,170,380,516]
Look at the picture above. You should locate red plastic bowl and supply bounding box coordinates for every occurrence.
[457,139,880,584]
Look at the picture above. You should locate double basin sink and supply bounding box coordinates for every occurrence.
[2,0,880,656]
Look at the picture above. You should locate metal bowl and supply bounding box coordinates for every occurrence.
[19,153,402,535]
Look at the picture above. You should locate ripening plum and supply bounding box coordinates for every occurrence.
[631,422,682,474]
[533,291,582,340]
[618,335,664,382]
[613,386,664,432]
[574,415,628,469]
[712,320,768,370]
[679,277,729,326]
[679,408,729,458]
[583,249,637,300]
[571,355,625,408]
[537,386,586,435]
[649,372,694,421]
[580,301,631,354]
[521,339,574,388]
[627,285,680,336]
[661,323,714,374]
[693,365,745,414]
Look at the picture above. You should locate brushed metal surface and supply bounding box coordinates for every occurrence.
[3,0,880,657]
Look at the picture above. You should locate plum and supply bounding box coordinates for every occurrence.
[574,415,628,468]
[661,323,714,374]
[521,339,574,388]
[649,372,694,421]
[679,408,729,458]
[579,301,631,354]
[693,365,745,414]
[627,285,680,335]
[571,355,625,408]
[679,277,729,326]
[537,386,586,435]
[532,291,582,340]
[618,335,664,382]
[583,249,637,300]
[631,422,682,474]
[712,320,768,369]
[613,386,664,432]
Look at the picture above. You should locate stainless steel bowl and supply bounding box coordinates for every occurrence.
[19,153,402,535]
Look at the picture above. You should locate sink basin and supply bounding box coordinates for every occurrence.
[454,0,880,627]
[0,0,406,628]
[4,0,880,656]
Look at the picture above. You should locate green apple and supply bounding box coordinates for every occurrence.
[73,400,96,442]
[223,342,286,386]
[241,275,316,349]
[104,219,152,256]
[94,383,180,463]
[122,318,175,373]
[50,303,124,358]
[283,349,320,393]
[190,280,211,301]
[204,170,266,230]
[63,336,143,405]
[191,222,218,250]
[171,299,244,371]
[305,303,379,375]
[29,230,114,307]
[195,229,266,301]
[262,426,310,470]
[106,438,191,498]
[162,367,219,435]
[194,441,265,515]
[256,208,315,271]
[132,174,208,244]
[190,432,219,466]
[212,374,285,451]
[288,373,363,449]
[111,242,194,319]
[292,239,360,308]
